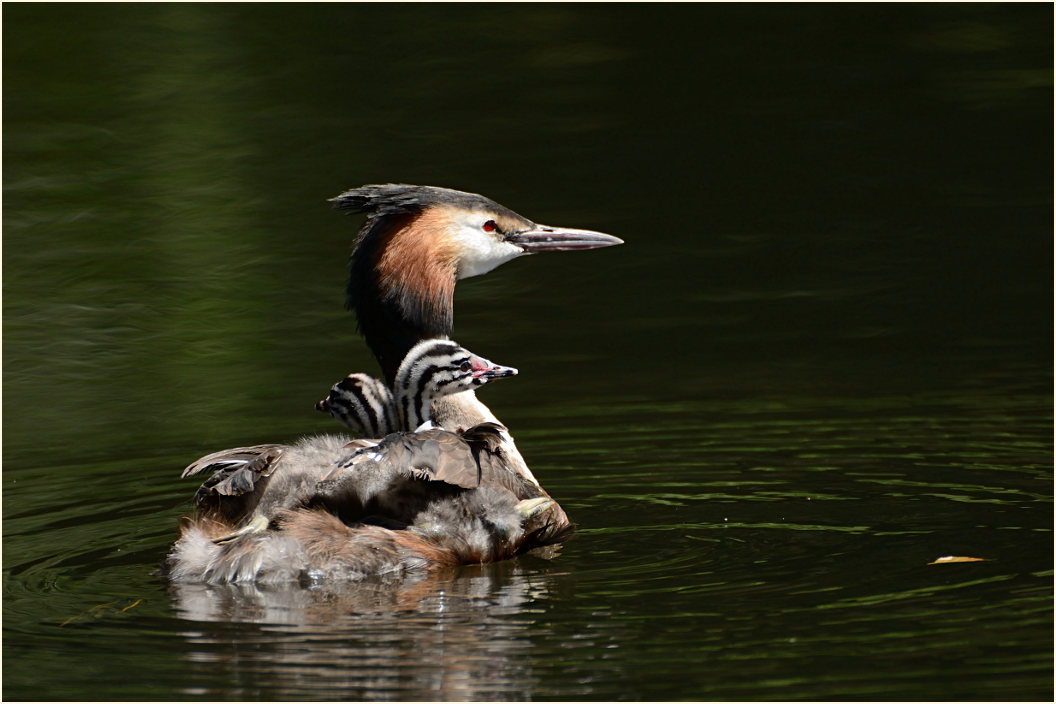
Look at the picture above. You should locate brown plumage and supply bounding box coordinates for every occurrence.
[162,340,572,584]
[371,208,459,344]
[335,183,622,382]
[171,487,569,584]
[162,429,572,584]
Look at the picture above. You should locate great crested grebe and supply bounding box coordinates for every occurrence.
[164,339,570,584]
[163,186,617,582]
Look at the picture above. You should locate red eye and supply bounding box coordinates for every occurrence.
[482,220,498,233]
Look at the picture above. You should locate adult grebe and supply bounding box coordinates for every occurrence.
[163,340,571,584]
[163,186,617,582]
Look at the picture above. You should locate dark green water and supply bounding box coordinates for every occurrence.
[3,4,1052,701]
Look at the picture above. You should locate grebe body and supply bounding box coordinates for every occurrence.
[163,340,570,584]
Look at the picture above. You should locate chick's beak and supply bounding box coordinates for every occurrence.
[507,225,623,252]
[473,363,519,381]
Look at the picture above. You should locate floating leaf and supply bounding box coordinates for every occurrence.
[927,555,987,565]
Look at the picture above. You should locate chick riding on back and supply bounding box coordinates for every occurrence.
[163,339,568,584]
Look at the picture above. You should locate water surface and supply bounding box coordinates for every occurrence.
[3,4,1052,701]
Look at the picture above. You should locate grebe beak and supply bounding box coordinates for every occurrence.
[474,363,519,381]
[315,398,331,413]
[507,226,623,252]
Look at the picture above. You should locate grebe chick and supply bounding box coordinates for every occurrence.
[182,339,516,532]
[315,372,397,438]
[163,340,567,584]
[315,339,517,436]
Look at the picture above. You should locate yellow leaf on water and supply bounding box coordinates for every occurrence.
[927,555,987,565]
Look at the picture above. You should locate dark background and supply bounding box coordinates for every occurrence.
[4,4,1052,700]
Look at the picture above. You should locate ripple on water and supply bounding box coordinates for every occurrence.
[3,389,1051,700]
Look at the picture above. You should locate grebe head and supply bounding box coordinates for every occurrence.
[333,184,623,277]
[315,372,397,438]
[332,184,622,381]
[394,338,517,430]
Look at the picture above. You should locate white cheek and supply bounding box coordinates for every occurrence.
[457,239,525,279]
[449,215,527,279]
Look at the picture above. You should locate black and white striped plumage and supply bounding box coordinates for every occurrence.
[393,339,517,431]
[317,339,517,436]
[316,372,397,438]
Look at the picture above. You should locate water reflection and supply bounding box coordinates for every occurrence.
[168,558,574,700]
[4,1,1052,700]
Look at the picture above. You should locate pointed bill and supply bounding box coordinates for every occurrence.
[507,225,623,252]
[470,356,519,381]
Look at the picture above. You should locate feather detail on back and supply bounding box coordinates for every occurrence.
[164,335,569,584]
